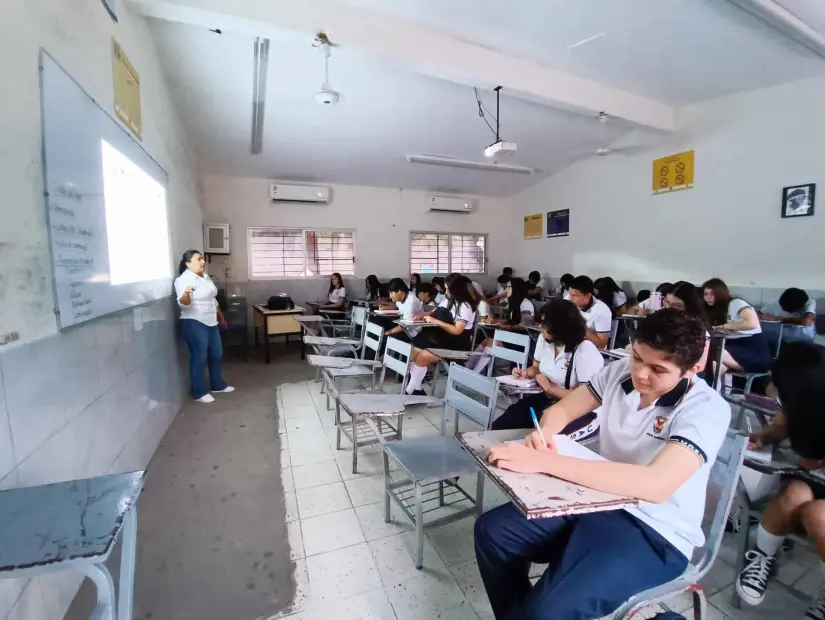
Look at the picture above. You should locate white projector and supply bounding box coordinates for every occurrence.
[484,140,517,158]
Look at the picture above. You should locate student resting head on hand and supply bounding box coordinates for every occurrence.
[567,275,613,350]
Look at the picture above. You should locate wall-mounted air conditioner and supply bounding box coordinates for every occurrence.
[427,196,475,214]
[270,184,331,204]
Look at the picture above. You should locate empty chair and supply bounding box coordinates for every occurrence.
[611,430,747,619]
[322,321,385,409]
[382,363,498,568]
[485,329,532,378]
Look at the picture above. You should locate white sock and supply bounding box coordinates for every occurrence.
[471,346,493,374]
[756,525,784,557]
[406,364,428,393]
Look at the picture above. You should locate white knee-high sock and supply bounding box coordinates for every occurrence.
[471,346,494,374]
[756,525,784,557]
[406,363,428,393]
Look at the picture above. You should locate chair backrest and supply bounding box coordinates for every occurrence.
[486,329,531,376]
[691,429,748,576]
[443,362,498,435]
[361,321,384,359]
[380,337,413,392]
[608,319,620,350]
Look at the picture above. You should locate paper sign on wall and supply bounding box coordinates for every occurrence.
[652,150,694,194]
[546,210,570,238]
[112,38,142,140]
[523,214,543,239]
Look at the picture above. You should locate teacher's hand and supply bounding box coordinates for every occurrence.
[184,285,196,295]
[219,317,228,330]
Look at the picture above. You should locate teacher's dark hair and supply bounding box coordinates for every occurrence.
[179,249,202,275]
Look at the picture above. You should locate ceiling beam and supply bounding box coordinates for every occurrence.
[127,0,676,131]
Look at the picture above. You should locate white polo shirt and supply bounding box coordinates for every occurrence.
[533,278,547,295]
[329,287,347,304]
[397,292,424,337]
[725,298,761,339]
[435,292,446,306]
[613,291,628,309]
[587,358,730,558]
[174,270,219,327]
[533,337,604,388]
[519,299,535,317]
[579,298,613,333]
[438,298,476,331]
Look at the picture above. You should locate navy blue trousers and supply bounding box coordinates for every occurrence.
[180,319,228,399]
[474,503,688,620]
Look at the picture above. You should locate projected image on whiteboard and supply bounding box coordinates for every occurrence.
[101,140,171,284]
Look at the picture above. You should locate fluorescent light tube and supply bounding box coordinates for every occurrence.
[406,154,534,175]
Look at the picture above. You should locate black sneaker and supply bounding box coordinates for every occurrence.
[411,389,427,396]
[807,583,825,620]
[736,548,778,606]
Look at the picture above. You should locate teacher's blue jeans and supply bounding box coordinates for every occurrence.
[180,319,228,399]
[474,503,688,620]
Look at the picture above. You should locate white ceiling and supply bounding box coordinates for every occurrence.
[147,0,825,197]
[343,0,825,105]
[150,20,628,197]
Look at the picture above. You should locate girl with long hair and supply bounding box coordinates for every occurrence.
[469,277,535,374]
[409,273,421,296]
[702,277,771,375]
[319,272,347,310]
[405,275,479,395]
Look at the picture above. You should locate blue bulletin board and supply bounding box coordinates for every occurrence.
[546,210,570,238]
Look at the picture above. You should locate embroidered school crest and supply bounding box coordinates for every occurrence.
[653,416,667,434]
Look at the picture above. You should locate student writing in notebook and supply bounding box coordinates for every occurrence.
[379,278,423,342]
[475,310,729,619]
[416,282,437,309]
[487,299,603,440]
[735,342,825,619]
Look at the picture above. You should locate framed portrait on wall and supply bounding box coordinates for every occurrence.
[100,0,117,22]
[781,183,815,219]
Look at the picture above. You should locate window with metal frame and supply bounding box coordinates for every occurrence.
[248,227,355,279]
[409,232,487,275]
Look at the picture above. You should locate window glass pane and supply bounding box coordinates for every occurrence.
[306,230,355,276]
[410,233,449,274]
[248,229,304,278]
[450,234,486,274]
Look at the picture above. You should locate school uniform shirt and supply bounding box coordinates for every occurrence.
[579,298,613,333]
[762,299,817,341]
[438,298,476,331]
[174,270,219,327]
[613,291,628,309]
[587,359,730,558]
[435,292,446,306]
[562,291,571,301]
[533,278,547,295]
[724,298,761,339]
[496,284,505,295]
[533,337,604,388]
[519,299,535,317]
[328,286,347,305]
[397,292,424,337]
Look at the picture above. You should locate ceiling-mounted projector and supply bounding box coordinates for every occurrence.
[484,140,517,158]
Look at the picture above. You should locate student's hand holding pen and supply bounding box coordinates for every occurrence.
[525,430,557,453]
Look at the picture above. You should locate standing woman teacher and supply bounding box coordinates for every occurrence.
[174,250,235,403]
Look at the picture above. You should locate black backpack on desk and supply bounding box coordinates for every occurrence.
[266,295,294,310]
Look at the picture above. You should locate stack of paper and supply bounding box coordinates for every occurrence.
[496,375,537,388]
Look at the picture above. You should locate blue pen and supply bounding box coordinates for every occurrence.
[529,407,547,447]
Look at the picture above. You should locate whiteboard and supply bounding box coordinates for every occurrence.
[40,51,173,330]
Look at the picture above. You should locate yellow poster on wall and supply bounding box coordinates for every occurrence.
[112,38,142,140]
[523,213,543,239]
[652,150,694,194]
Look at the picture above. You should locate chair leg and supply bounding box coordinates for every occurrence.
[744,376,755,394]
[352,413,359,474]
[415,482,424,570]
[691,586,708,620]
[731,486,751,610]
[438,481,445,506]
[383,451,391,523]
[475,471,485,518]
[396,412,404,440]
[335,402,343,451]
[118,506,138,620]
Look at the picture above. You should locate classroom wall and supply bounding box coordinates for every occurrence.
[509,75,825,290]
[0,1,203,618]
[201,174,516,304]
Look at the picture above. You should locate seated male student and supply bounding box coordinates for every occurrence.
[379,278,423,342]
[487,274,512,303]
[567,275,613,349]
[416,282,437,310]
[475,310,729,620]
[736,342,825,618]
[761,287,817,346]
[526,271,547,299]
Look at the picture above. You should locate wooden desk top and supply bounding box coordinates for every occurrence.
[253,304,306,315]
[457,430,637,520]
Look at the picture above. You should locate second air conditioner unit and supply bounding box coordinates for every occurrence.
[427,196,475,214]
[270,184,331,204]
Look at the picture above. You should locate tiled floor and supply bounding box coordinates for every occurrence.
[273,378,822,620]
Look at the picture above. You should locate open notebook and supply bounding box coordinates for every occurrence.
[495,375,537,388]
